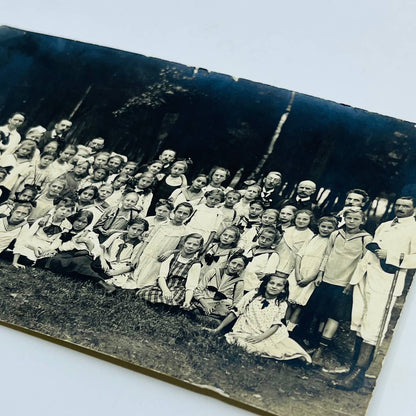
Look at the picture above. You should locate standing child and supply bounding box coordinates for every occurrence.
[203,166,231,193]
[286,216,338,332]
[242,226,281,292]
[137,233,203,309]
[305,208,372,367]
[235,199,265,235]
[107,161,138,183]
[133,172,155,217]
[132,202,193,289]
[185,189,225,246]
[144,199,173,235]
[105,174,129,207]
[106,154,126,175]
[0,185,38,217]
[218,190,241,233]
[59,159,91,195]
[84,184,114,227]
[276,209,315,275]
[277,205,297,230]
[169,174,209,207]
[209,273,311,362]
[233,185,261,218]
[93,191,141,243]
[48,145,78,181]
[78,166,109,190]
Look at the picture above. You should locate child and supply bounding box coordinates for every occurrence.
[185,189,225,245]
[133,172,154,217]
[203,166,231,193]
[135,160,164,181]
[238,208,279,251]
[0,167,11,204]
[108,160,137,183]
[242,226,281,292]
[45,210,113,293]
[137,233,203,308]
[48,144,78,181]
[277,205,297,230]
[0,202,32,253]
[305,208,372,366]
[148,160,189,214]
[106,153,126,174]
[131,202,193,289]
[77,186,98,209]
[235,199,265,235]
[144,199,173,235]
[78,166,109,190]
[84,184,114,227]
[210,273,311,362]
[193,253,248,317]
[169,174,209,207]
[218,190,241,232]
[0,184,38,217]
[104,174,129,207]
[100,218,149,289]
[93,191,141,243]
[286,216,338,332]
[233,185,261,218]
[13,198,75,267]
[201,226,242,274]
[90,151,110,171]
[276,209,315,275]
[59,159,90,195]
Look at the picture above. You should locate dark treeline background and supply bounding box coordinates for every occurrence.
[1,26,416,225]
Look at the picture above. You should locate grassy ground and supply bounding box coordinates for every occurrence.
[0,257,403,416]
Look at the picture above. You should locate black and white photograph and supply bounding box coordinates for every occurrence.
[0,22,415,416]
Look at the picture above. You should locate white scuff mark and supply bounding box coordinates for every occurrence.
[232,75,239,82]
[187,381,230,397]
[193,67,199,75]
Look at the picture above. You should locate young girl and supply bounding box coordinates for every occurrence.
[304,208,372,366]
[48,144,78,181]
[276,209,315,275]
[84,184,114,227]
[78,166,109,190]
[135,159,164,182]
[0,185,38,217]
[131,202,193,289]
[203,166,231,193]
[144,199,173,235]
[77,186,98,209]
[193,253,248,317]
[104,174,129,207]
[201,226,242,275]
[168,174,209,207]
[45,210,113,293]
[210,273,311,363]
[235,199,265,235]
[133,172,154,217]
[137,233,203,309]
[99,218,149,289]
[185,189,225,246]
[238,208,279,251]
[108,160,138,183]
[59,159,91,195]
[286,216,338,332]
[148,160,189,214]
[242,226,281,293]
[13,198,75,267]
[233,185,261,218]
[0,202,32,253]
[218,190,241,233]
[106,154,126,174]
[93,191,141,242]
[277,205,297,230]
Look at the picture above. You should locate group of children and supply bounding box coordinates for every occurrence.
[0,128,379,374]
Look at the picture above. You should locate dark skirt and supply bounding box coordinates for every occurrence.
[137,276,186,306]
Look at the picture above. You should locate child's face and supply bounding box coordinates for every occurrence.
[191,176,208,191]
[127,223,145,239]
[18,189,35,202]
[279,207,295,223]
[79,189,95,203]
[148,162,163,175]
[73,216,89,231]
[248,203,263,218]
[74,163,89,176]
[170,163,185,177]
[224,192,240,207]
[138,175,153,189]
[244,186,259,201]
[265,276,286,298]
[172,206,191,223]
[155,205,171,220]
[9,207,30,224]
[59,148,76,162]
[48,182,64,197]
[98,186,113,200]
[261,211,278,226]
[39,155,55,168]
[257,231,275,248]
[43,142,58,154]
[108,157,122,170]
[122,193,139,210]
[226,258,246,275]
[93,168,107,181]
[121,164,136,176]
[94,154,109,167]
[219,229,237,246]
[16,143,33,158]
[318,221,336,237]
[54,206,73,220]
[206,194,222,208]
[160,150,175,163]
[182,237,201,255]
[112,177,126,189]
[344,213,364,231]
[211,169,227,185]
[295,213,311,229]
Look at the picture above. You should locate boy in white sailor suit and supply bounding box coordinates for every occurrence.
[331,196,416,390]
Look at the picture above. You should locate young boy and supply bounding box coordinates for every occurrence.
[219,190,241,232]
[235,199,265,234]
[304,208,372,367]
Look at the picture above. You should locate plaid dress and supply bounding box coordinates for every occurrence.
[137,253,201,306]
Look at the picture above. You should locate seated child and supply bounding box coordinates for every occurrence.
[169,174,208,207]
[235,199,265,235]
[233,185,261,218]
[144,199,173,235]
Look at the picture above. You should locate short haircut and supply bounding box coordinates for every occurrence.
[343,207,367,222]
[208,166,230,181]
[128,217,149,231]
[249,199,265,209]
[9,112,26,119]
[40,150,58,160]
[318,216,338,228]
[11,202,32,215]
[396,196,416,207]
[347,188,369,204]
[226,189,242,200]
[175,201,194,215]
[68,210,94,225]
[204,189,225,202]
[155,199,174,211]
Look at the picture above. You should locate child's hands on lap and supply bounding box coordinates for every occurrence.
[162,288,173,301]
[245,334,263,343]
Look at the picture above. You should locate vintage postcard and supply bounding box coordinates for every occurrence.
[0,26,415,416]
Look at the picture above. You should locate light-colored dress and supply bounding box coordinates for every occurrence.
[185,203,224,242]
[288,234,329,305]
[225,291,311,362]
[131,221,188,288]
